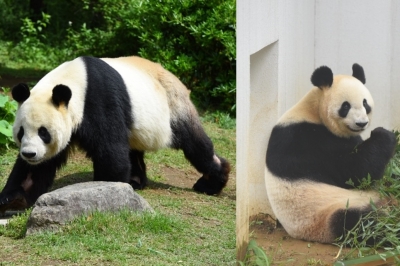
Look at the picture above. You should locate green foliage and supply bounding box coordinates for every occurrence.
[3,0,236,114]
[125,0,236,112]
[0,90,18,148]
[238,239,271,266]
[6,12,66,69]
[0,209,31,239]
[0,0,30,40]
[202,111,236,129]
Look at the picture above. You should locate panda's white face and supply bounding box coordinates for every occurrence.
[13,98,72,165]
[320,75,374,138]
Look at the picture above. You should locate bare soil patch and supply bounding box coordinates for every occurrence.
[250,213,346,266]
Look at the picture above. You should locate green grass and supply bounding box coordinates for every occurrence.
[0,118,236,265]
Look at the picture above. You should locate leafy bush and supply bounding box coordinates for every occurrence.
[0,0,30,41]
[0,90,18,148]
[5,0,236,114]
[118,0,236,112]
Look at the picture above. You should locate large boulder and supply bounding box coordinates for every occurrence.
[26,182,153,235]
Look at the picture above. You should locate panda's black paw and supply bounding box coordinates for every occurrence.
[129,176,147,190]
[371,127,397,152]
[0,187,29,213]
[371,127,395,139]
[193,156,230,195]
[193,176,225,195]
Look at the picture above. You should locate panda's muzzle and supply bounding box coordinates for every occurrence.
[356,122,368,128]
[21,151,42,165]
[22,152,36,159]
[348,121,368,132]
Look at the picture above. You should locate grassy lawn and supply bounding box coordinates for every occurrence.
[0,113,236,265]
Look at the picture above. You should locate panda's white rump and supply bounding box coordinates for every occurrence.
[265,171,382,243]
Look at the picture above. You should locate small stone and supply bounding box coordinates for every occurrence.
[26,182,153,235]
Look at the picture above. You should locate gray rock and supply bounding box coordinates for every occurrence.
[26,181,153,235]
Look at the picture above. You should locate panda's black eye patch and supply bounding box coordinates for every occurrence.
[338,101,351,118]
[38,126,51,144]
[363,99,371,114]
[17,126,24,142]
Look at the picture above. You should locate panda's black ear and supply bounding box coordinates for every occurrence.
[352,63,366,84]
[12,83,30,103]
[310,66,333,89]
[52,85,72,108]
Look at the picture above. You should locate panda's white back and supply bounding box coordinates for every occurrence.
[101,57,172,151]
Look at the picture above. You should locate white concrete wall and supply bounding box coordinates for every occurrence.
[236,0,400,260]
[236,0,279,257]
[315,0,400,136]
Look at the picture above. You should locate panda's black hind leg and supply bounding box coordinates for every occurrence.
[129,150,148,190]
[171,118,230,195]
[331,205,398,247]
[192,155,231,195]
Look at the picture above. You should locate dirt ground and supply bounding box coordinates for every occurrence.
[250,213,349,266]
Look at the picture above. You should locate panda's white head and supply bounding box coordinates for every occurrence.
[12,83,73,165]
[311,64,374,138]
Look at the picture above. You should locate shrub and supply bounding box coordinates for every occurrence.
[6,0,236,114]
[0,90,18,148]
[0,0,30,41]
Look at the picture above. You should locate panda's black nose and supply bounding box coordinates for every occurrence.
[22,152,36,159]
[356,122,368,128]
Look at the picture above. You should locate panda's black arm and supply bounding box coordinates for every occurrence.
[0,148,69,212]
[0,155,33,212]
[27,148,69,203]
[341,127,397,184]
[0,155,30,195]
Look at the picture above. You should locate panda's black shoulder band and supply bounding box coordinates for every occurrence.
[52,84,72,107]
[12,83,30,103]
[311,66,333,89]
[352,63,366,84]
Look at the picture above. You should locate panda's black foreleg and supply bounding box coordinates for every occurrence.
[345,127,397,184]
[0,149,68,213]
[129,150,148,190]
[91,144,131,183]
[0,156,31,213]
[171,120,230,195]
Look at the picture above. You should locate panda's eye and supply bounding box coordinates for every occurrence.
[38,126,51,144]
[338,101,351,118]
[17,126,24,142]
[363,99,371,114]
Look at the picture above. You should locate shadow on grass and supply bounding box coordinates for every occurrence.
[0,67,46,89]
[52,172,195,193]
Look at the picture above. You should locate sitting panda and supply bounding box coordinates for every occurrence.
[0,56,230,212]
[265,63,397,244]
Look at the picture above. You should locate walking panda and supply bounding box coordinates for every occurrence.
[265,63,397,244]
[0,56,230,212]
